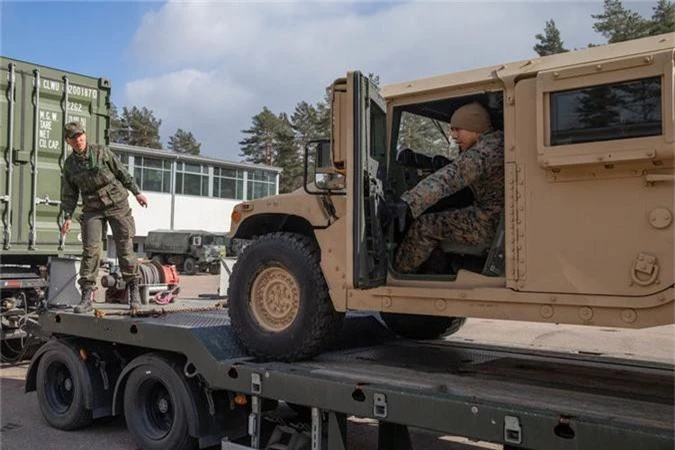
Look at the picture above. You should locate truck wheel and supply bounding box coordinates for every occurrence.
[208,263,220,275]
[182,258,197,275]
[36,348,92,430]
[228,232,343,361]
[124,358,197,450]
[380,313,466,340]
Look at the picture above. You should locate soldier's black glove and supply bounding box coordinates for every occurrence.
[431,155,452,171]
[382,200,411,233]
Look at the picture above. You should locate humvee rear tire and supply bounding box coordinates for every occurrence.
[380,313,466,340]
[228,232,344,361]
[182,258,197,275]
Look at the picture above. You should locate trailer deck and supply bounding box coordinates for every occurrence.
[33,307,674,450]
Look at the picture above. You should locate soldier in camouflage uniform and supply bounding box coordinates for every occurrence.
[60,122,149,313]
[394,102,504,273]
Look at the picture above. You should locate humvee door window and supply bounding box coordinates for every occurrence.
[550,76,661,146]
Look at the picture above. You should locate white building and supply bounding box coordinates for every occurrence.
[108,143,281,257]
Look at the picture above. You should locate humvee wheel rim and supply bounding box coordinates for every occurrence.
[250,266,300,332]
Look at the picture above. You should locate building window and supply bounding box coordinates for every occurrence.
[118,153,129,168]
[213,167,244,200]
[550,76,662,146]
[247,169,276,200]
[176,162,208,196]
[133,156,171,193]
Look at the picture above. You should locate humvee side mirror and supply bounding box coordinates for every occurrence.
[304,139,346,194]
[192,236,202,246]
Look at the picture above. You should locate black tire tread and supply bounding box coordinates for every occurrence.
[124,356,197,450]
[380,313,466,340]
[36,349,93,430]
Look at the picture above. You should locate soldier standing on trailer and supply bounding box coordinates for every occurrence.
[59,121,148,313]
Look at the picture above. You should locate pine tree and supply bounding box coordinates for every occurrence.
[275,113,303,193]
[239,107,280,166]
[111,106,162,149]
[534,20,569,56]
[109,102,124,144]
[239,108,303,193]
[592,0,649,43]
[650,0,675,35]
[168,129,201,155]
[291,101,325,149]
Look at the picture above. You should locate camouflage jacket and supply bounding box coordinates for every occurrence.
[61,144,140,218]
[401,130,504,219]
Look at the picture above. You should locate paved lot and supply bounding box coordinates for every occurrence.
[1,272,673,449]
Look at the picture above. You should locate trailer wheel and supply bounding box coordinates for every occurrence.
[228,232,343,361]
[36,348,92,430]
[124,359,197,450]
[380,313,466,340]
[182,258,197,275]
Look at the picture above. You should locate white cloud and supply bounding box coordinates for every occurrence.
[125,0,605,161]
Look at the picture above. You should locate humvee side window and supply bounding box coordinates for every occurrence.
[550,76,662,146]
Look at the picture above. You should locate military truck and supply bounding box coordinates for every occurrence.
[228,33,675,361]
[144,229,227,275]
[0,56,110,360]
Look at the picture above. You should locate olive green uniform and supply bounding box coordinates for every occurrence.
[61,144,141,287]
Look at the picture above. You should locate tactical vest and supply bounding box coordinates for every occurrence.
[65,145,129,211]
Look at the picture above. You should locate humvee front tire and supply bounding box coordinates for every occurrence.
[228,232,343,361]
[380,313,466,340]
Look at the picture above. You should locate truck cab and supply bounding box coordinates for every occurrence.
[228,33,675,361]
[144,229,227,275]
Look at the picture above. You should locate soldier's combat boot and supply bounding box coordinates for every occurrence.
[128,278,142,311]
[74,285,96,313]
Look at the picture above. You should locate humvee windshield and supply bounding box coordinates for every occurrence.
[202,235,226,246]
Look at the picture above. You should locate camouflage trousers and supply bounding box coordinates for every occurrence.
[78,201,138,287]
[394,206,499,274]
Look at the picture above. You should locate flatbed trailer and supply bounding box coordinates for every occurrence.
[27,306,674,450]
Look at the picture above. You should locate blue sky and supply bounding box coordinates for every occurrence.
[0,1,663,161]
[1,1,155,105]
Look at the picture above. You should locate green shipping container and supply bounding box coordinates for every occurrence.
[0,57,111,264]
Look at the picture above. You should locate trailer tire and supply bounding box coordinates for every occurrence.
[182,258,197,275]
[124,360,197,450]
[36,348,92,430]
[228,232,343,361]
[380,313,466,340]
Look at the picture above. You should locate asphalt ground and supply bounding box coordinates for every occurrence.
[1,272,673,450]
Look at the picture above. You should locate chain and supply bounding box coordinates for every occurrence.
[93,301,227,318]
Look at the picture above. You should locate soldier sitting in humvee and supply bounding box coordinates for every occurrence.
[391,102,504,274]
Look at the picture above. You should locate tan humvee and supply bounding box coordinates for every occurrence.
[228,33,674,361]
